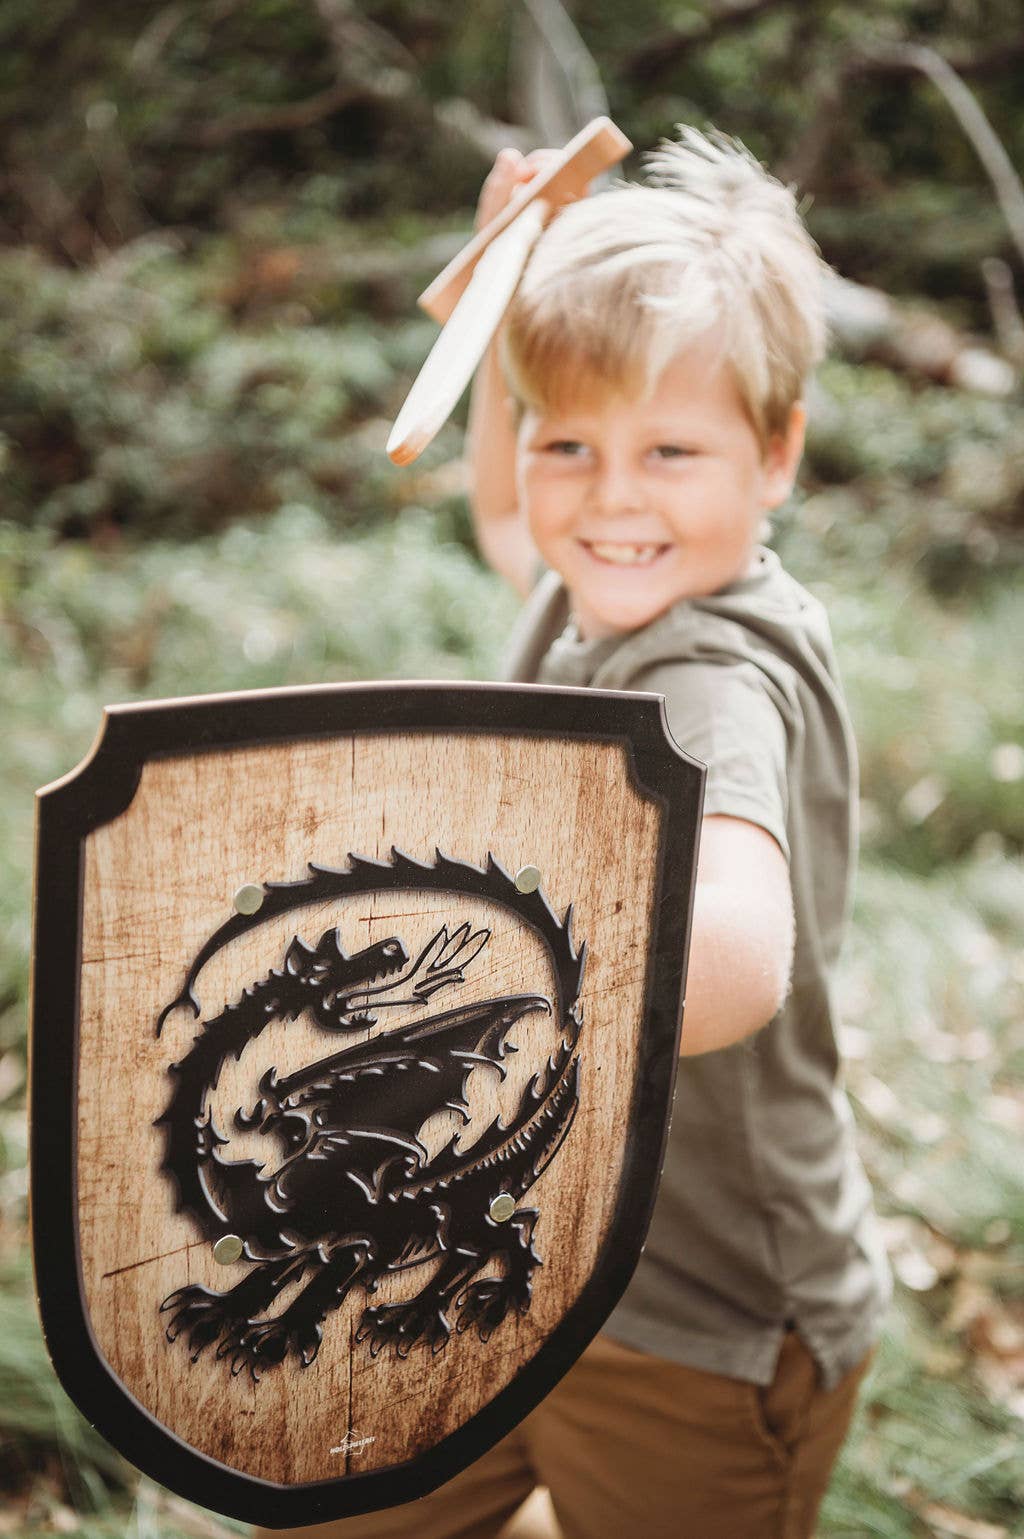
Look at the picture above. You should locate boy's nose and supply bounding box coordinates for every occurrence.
[591,463,644,516]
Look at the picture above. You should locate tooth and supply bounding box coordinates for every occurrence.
[589,542,662,566]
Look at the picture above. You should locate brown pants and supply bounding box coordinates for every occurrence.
[256,1330,871,1539]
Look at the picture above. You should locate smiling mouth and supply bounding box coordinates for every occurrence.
[581,541,670,567]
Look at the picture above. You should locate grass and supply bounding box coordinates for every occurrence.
[823,854,1024,1538]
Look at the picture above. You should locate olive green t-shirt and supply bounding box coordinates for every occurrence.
[503,547,891,1388]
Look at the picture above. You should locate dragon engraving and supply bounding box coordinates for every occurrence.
[156,851,586,1380]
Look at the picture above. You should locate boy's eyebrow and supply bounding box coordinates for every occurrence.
[528,404,615,425]
[532,411,711,433]
[523,416,588,432]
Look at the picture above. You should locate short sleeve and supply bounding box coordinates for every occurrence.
[637,660,791,863]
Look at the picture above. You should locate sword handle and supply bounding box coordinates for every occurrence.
[418,116,632,325]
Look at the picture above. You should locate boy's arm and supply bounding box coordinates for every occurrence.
[465,146,588,596]
[464,148,546,596]
[680,815,795,1056]
[465,333,537,596]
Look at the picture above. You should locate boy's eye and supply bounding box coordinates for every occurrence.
[652,445,694,459]
[545,440,588,456]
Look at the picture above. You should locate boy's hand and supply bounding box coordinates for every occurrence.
[474,147,585,233]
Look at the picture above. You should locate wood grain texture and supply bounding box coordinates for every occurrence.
[76,731,661,1484]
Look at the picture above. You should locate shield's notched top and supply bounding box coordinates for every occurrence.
[31,682,704,1528]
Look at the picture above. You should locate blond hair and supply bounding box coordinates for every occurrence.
[501,126,829,445]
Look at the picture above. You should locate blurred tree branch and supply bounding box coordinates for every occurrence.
[781,39,1024,368]
[626,0,790,86]
[128,5,188,78]
[629,9,1024,93]
[129,0,261,79]
[982,257,1024,367]
[184,0,531,160]
[511,0,609,148]
[882,42,1024,270]
[780,37,1024,197]
[825,273,1017,395]
[187,80,365,146]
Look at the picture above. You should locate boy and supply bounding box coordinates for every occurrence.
[261,128,890,1539]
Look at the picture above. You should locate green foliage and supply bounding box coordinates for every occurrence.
[0,240,435,539]
[819,853,1024,1536]
[779,371,1024,872]
[844,856,1024,1241]
[809,186,1013,306]
[825,1296,1024,1536]
[827,1296,1024,1535]
[0,1256,131,1515]
[791,561,1022,869]
[3,0,1024,311]
[806,361,1022,490]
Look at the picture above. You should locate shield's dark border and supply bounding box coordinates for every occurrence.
[31,681,705,1527]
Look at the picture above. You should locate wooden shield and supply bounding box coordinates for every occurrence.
[31,682,704,1526]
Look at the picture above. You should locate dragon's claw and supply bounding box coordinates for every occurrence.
[455,1276,528,1341]
[220,1315,324,1379]
[356,1297,452,1358]
[160,1284,232,1358]
[227,1320,292,1379]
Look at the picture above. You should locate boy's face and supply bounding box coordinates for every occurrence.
[515,339,804,639]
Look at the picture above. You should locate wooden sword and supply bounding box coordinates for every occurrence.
[387,116,631,466]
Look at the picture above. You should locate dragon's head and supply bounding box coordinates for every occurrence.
[283,921,490,1033]
[284,930,409,1032]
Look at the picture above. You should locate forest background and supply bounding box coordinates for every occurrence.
[1,1,1023,1535]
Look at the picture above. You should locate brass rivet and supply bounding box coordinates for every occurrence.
[514,865,541,894]
[213,1234,244,1265]
[489,1194,515,1223]
[233,883,264,916]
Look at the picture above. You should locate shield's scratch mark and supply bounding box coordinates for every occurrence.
[102,1239,204,1280]
[82,953,159,966]
[583,973,646,1000]
[382,1338,530,1413]
[358,911,443,923]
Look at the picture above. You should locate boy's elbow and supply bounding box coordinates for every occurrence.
[742,847,796,1031]
[679,877,794,1056]
[755,897,795,1029]
[680,965,788,1057]
[767,917,795,1017]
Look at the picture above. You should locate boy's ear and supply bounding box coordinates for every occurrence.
[761,402,806,509]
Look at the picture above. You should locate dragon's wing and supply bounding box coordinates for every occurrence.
[264,995,551,1147]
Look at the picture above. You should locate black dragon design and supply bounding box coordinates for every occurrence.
[156,850,585,1380]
